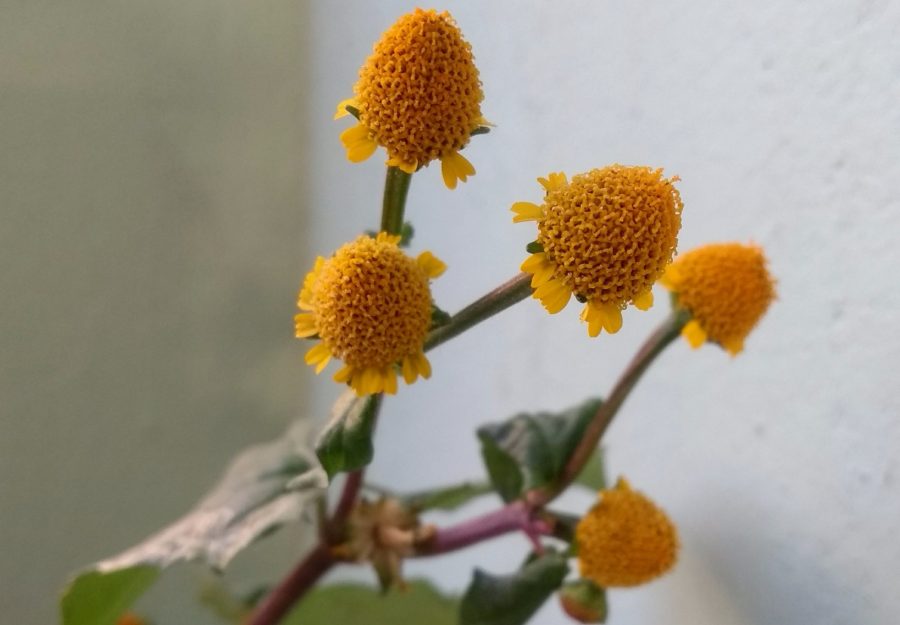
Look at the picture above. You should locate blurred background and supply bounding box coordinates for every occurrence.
[3,1,899,624]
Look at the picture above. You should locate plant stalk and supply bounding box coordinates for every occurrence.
[415,501,553,557]
[424,273,533,352]
[381,167,412,235]
[246,544,334,625]
[531,308,690,506]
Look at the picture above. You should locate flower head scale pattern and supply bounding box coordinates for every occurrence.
[295,233,446,396]
[576,478,678,588]
[661,242,776,355]
[335,8,486,189]
[513,165,683,336]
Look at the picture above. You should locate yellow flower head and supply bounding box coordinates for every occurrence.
[512,165,683,336]
[576,478,678,588]
[661,242,776,355]
[335,8,486,189]
[295,233,446,396]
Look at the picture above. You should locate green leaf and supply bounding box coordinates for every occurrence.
[477,398,602,501]
[60,566,159,625]
[284,580,457,625]
[574,448,607,492]
[478,434,525,502]
[403,481,493,512]
[60,421,326,624]
[459,551,570,625]
[315,391,381,479]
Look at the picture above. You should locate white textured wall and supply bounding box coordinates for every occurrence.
[308,2,900,624]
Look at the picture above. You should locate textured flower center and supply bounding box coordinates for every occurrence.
[312,236,432,369]
[355,9,484,167]
[666,243,775,349]
[576,479,678,587]
[537,166,682,305]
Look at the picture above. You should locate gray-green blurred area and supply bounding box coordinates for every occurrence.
[1,1,313,623]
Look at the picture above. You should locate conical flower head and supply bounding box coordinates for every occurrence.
[661,242,776,355]
[336,9,486,189]
[575,478,678,587]
[295,233,446,395]
[513,165,683,336]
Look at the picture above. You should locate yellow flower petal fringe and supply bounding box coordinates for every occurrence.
[295,233,444,396]
[334,9,485,189]
[512,165,683,336]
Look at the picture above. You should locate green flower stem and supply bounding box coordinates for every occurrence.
[530,308,690,506]
[424,273,534,352]
[381,166,412,235]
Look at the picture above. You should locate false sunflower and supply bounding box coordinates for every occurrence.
[512,165,683,336]
[335,8,487,189]
[576,478,679,588]
[661,242,776,355]
[295,233,446,396]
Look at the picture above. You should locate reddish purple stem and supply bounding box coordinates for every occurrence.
[416,501,553,557]
[246,544,334,625]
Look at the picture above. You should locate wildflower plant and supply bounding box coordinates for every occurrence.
[61,8,776,625]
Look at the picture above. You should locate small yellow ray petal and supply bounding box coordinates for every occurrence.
[304,342,332,374]
[298,256,325,310]
[414,352,432,380]
[633,289,654,311]
[511,201,544,223]
[401,356,418,385]
[440,151,476,190]
[349,377,365,396]
[537,172,568,193]
[682,319,708,349]
[598,303,623,334]
[333,365,354,384]
[659,264,683,291]
[520,252,547,274]
[386,156,418,174]
[476,116,495,127]
[416,251,447,278]
[530,262,556,288]
[333,97,358,120]
[340,124,378,163]
[376,232,402,246]
[581,303,604,338]
[535,279,571,314]
[382,368,398,395]
[355,367,378,395]
[294,313,318,338]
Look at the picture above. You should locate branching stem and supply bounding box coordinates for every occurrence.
[530,308,690,506]
[424,273,533,352]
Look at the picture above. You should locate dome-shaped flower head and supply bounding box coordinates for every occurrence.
[295,233,446,396]
[661,242,776,355]
[575,478,678,588]
[335,8,487,189]
[512,166,683,336]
